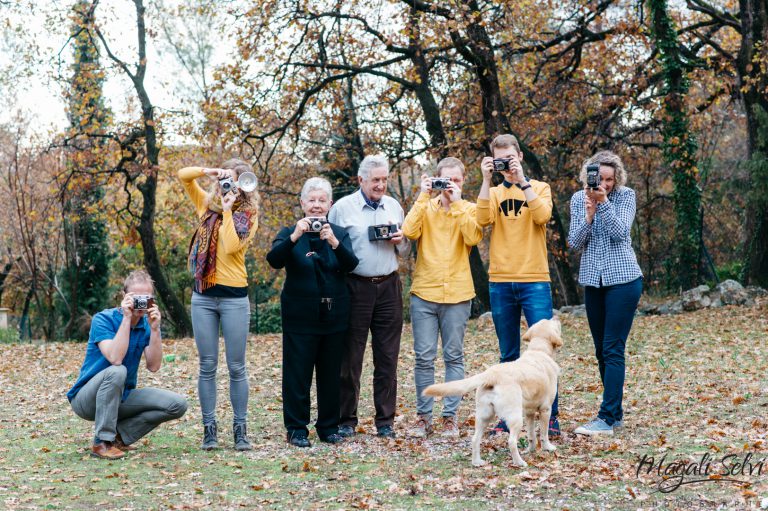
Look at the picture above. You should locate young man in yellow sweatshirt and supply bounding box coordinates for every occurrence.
[476,134,560,436]
[401,157,482,438]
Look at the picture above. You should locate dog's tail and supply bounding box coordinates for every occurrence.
[423,373,488,397]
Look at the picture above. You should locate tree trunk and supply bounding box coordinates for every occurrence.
[450,1,579,307]
[739,0,768,287]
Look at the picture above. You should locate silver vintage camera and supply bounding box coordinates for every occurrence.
[307,217,328,232]
[431,177,451,190]
[133,295,154,310]
[368,223,400,241]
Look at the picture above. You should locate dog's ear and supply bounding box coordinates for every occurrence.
[522,323,533,342]
[550,331,563,349]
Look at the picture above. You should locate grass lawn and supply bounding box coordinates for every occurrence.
[1,303,767,510]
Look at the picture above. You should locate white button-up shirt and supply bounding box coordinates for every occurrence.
[328,189,409,277]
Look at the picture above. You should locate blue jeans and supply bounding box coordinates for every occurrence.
[584,277,642,426]
[489,281,557,416]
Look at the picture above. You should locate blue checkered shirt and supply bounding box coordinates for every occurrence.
[568,187,642,288]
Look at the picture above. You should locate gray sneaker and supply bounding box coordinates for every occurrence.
[408,414,433,438]
[613,419,624,430]
[574,417,613,436]
[440,416,459,438]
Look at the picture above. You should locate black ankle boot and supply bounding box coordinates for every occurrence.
[201,421,218,450]
[234,422,252,451]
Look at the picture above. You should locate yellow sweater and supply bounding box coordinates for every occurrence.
[476,180,552,282]
[402,193,482,303]
[178,167,259,288]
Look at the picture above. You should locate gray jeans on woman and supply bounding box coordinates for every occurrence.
[191,293,250,425]
[410,295,471,418]
[70,365,188,445]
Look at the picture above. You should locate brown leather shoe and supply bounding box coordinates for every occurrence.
[113,434,137,451]
[91,442,126,459]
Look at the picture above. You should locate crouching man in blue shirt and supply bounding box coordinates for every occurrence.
[67,270,188,459]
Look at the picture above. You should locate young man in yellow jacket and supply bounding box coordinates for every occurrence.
[477,134,560,437]
[402,157,483,438]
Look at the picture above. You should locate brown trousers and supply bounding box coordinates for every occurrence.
[339,274,403,429]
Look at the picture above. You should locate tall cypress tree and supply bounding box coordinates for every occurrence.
[60,0,112,339]
[647,0,702,290]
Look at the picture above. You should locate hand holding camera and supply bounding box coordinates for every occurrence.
[480,157,495,183]
[318,223,339,249]
[147,303,161,332]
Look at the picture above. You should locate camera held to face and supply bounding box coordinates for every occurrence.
[368,223,400,241]
[493,158,512,172]
[133,295,154,310]
[586,163,601,189]
[219,177,236,194]
[307,217,328,232]
[430,177,451,190]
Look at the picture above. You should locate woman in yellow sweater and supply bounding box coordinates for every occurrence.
[178,159,259,451]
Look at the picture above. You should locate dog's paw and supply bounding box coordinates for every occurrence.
[472,459,487,467]
[542,443,557,452]
[512,459,528,468]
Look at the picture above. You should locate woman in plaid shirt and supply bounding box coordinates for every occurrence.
[568,151,643,436]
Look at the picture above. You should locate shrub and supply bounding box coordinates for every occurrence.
[0,328,20,344]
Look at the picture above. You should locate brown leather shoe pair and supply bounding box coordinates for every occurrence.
[91,442,126,460]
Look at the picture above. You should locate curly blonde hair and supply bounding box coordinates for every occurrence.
[579,150,627,188]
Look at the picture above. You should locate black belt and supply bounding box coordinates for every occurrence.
[347,271,398,284]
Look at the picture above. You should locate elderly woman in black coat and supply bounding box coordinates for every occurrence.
[266,177,359,447]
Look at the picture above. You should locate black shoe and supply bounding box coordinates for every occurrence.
[337,425,356,438]
[376,425,396,439]
[318,433,344,444]
[234,422,253,451]
[287,431,311,448]
[201,421,218,450]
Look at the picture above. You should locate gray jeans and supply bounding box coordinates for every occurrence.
[70,365,188,445]
[410,295,470,418]
[191,293,250,425]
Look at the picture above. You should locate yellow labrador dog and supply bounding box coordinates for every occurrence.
[423,318,562,467]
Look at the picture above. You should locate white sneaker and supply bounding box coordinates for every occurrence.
[407,415,433,438]
[574,418,614,436]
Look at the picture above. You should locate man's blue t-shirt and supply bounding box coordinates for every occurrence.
[66,308,151,403]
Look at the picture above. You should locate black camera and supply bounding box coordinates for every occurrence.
[586,163,601,189]
[219,177,235,194]
[307,217,328,232]
[430,177,451,190]
[133,295,154,310]
[368,223,400,241]
[493,158,511,172]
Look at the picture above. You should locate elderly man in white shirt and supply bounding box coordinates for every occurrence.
[328,154,409,439]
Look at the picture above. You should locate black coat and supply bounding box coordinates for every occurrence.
[266,223,359,334]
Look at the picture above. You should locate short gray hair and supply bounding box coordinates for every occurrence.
[357,154,389,180]
[300,177,333,202]
[579,150,627,188]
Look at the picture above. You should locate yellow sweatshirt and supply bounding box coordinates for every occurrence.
[402,193,482,303]
[178,167,259,288]
[476,180,552,282]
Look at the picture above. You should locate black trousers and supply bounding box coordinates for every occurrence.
[340,275,403,429]
[282,329,344,437]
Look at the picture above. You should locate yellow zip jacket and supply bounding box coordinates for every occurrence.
[476,180,552,282]
[402,193,482,303]
[178,167,259,288]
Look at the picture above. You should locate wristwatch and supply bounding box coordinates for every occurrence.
[519,183,532,191]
